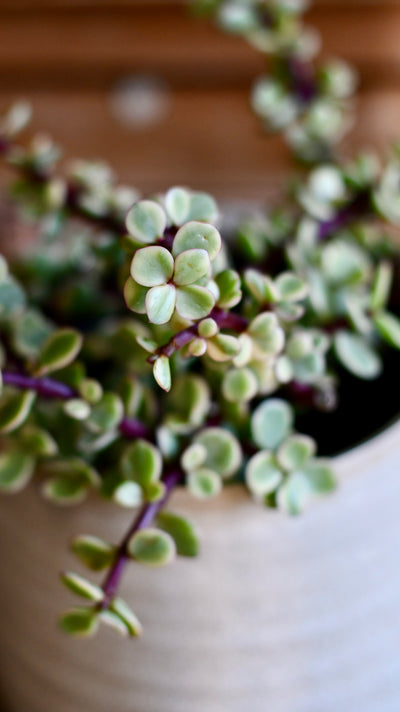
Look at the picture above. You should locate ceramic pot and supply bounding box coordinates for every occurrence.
[0,418,400,712]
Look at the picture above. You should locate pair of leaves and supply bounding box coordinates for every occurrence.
[182,427,242,499]
[60,571,142,639]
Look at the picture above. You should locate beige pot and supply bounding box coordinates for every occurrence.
[1,419,400,712]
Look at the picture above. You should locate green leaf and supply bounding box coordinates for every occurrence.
[88,392,124,433]
[123,278,147,314]
[188,337,207,357]
[222,367,258,403]
[109,598,143,637]
[145,284,176,324]
[165,187,191,225]
[128,528,176,567]
[79,429,119,455]
[173,249,210,286]
[60,572,103,603]
[153,355,171,392]
[0,277,26,316]
[187,192,218,222]
[251,399,294,450]
[156,425,179,459]
[277,435,316,471]
[63,398,91,421]
[373,311,400,350]
[321,240,371,286]
[136,335,158,354]
[144,480,166,503]
[71,535,116,571]
[0,452,35,493]
[275,272,309,302]
[51,458,100,486]
[120,439,162,487]
[194,427,242,478]
[198,317,219,339]
[125,200,166,244]
[287,331,313,359]
[275,355,294,384]
[78,378,103,405]
[156,510,200,557]
[42,476,88,505]
[175,284,215,320]
[276,302,304,322]
[206,333,240,362]
[2,101,32,136]
[278,461,336,515]
[292,352,326,384]
[215,269,242,309]
[131,246,174,288]
[248,312,285,356]
[302,461,336,494]
[181,443,207,471]
[36,329,83,376]
[277,472,312,515]
[99,610,131,637]
[245,451,283,497]
[370,262,393,312]
[244,269,272,303]
[0,255,8,282]
[113,481,143,508]
[12,309,52,359]
[59,608,99,638]
[333,330,382,379]
[19,425,58,457]
[0,389,36,434]
[187,468,222,499]
[172,221,221,260]
[167,374,210,433]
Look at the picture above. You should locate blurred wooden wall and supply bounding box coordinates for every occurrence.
[0,0,399,200]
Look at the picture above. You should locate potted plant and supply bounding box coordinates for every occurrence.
[1,2,400,711]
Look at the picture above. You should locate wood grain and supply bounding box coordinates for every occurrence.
[0,88,398,201]
[0,1,398,197]
[0,4,399,89]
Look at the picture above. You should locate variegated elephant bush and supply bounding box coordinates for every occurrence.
[0,0,400,639]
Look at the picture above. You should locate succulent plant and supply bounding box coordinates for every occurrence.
[0,0,399,640]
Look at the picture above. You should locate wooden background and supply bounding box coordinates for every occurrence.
[0,0,399,200]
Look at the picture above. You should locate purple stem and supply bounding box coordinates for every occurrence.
[318,192,371,241]
[158,225,177,251]
[2,371,76,399]
[212,306,248,332]
[100,468,183,609]
[2,370,150,440]
[119,417,149,440]
[147,306,248,363]
[286,57,317,105]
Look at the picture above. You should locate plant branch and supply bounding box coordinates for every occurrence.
[286,57,317,105]
[147,306,249,363]
[100,467,183,609]
[317,192,371,241]
[0,135,126,236]
[2,370,150,440]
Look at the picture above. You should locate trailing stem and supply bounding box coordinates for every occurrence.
[100,467,183,609]
[2,370,150,440]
